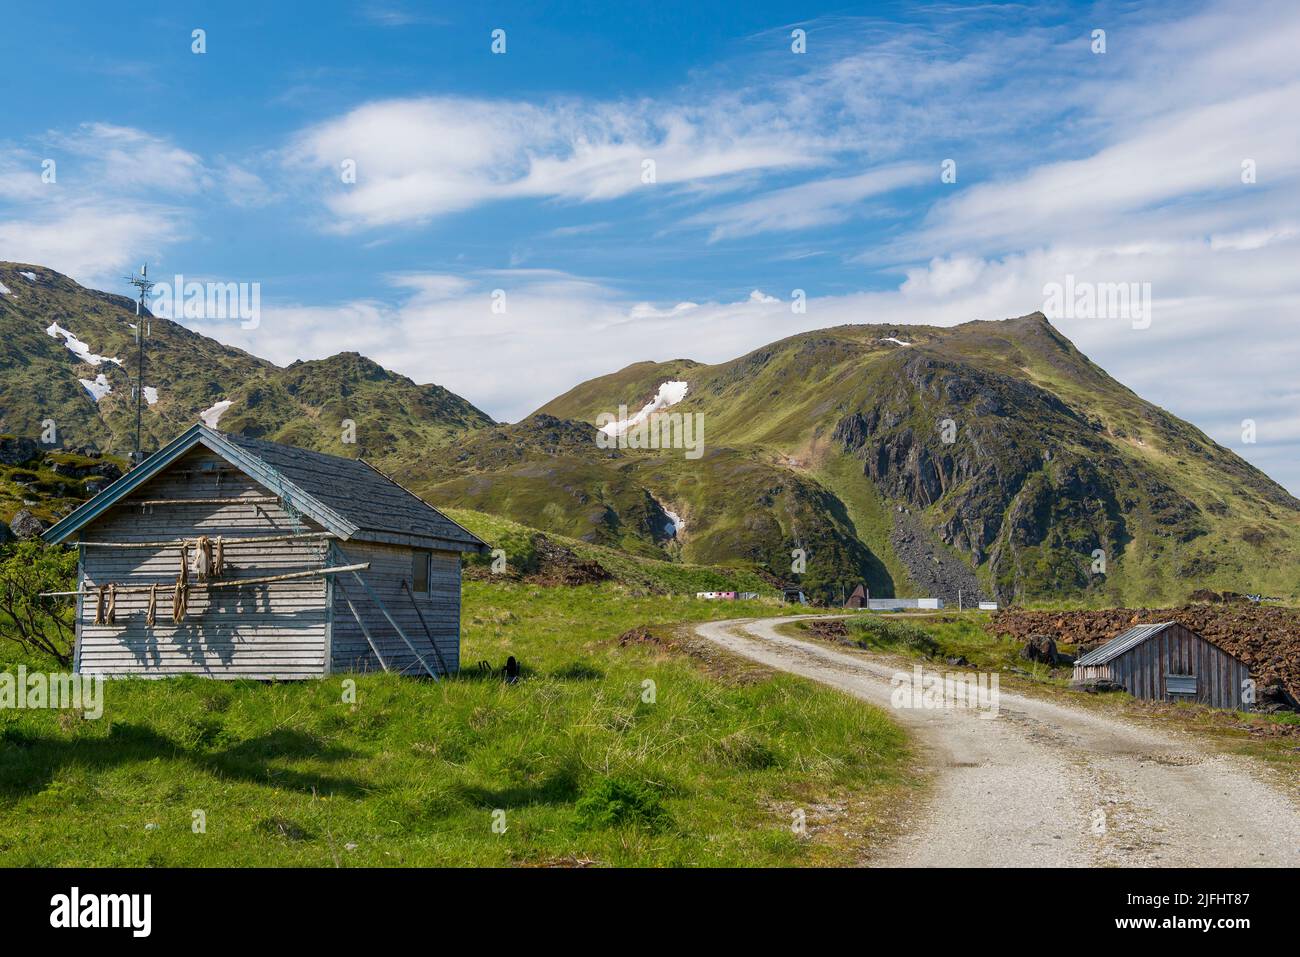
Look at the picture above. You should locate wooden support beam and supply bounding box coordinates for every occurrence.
[334,577,391,673]
[79,532,336,548]
[329,543,439,680]
[348,570,439,680]
[131,496,280,506]
[206,563,369,589]
[40,562,369,597]
[402,578,452,675]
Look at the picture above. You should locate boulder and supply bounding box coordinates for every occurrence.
[0,436,39,467]
[1072,678,1124,694]
[1019,634,1059,665]
[1254,681,1299,714]
[8,509,45,540]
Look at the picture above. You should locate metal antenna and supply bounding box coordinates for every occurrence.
[123,263,155,468]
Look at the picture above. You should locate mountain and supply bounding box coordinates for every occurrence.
[3,262,1297,606]
[513,315,1300,605]
[0,262,494,464]
[0,263,271,453]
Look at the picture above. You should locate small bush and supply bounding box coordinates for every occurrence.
[574,776,669,831]
[847,617,939,657]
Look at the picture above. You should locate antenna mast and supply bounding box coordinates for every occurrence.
[123,264,155,468]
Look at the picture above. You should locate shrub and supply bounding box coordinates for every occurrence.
[0,541,77,664]
[574,776,669,831]
[847,617,939,657]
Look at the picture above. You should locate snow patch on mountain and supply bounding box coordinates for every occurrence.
[662,507,685,537]
[879,337,912,347]
[200,399,233,428]
[600,381,689,437]
[143,386,159,406]
[46,322,123,366]
[19,271,37,282]
[79,374,112,402]
[0,281,10,296]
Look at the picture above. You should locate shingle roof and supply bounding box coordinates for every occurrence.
[1074,622,1175,667]
[220,432,483,549]
[43,424,487,553]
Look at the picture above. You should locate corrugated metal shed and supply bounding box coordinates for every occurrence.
[1072,621,1250,710]
[1075,622,1175,667]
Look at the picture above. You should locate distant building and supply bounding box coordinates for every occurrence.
[695,591,758,601]
[845,584,869,609]
[782,588,808,605]
[1072,622,1250,710]
[867,598,943,611]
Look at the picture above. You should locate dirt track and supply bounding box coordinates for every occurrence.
[694,616,1300,867]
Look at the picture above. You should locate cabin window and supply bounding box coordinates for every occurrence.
[412,549,432,594]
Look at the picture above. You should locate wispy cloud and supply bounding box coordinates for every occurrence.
[688,163,929,241]
[283,96,823,231]
[0,123,271,282]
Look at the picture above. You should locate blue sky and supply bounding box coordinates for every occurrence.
[2,0,1299,491]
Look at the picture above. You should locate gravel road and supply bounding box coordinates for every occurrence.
[694,616,1300,867]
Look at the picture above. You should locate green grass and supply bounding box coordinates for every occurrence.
[0,581,911,866]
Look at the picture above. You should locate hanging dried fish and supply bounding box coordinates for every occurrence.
[94,584,108,625]
[172,578,188,624]
[146,583,158,627]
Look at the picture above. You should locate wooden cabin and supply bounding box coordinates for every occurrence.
[42,424,487,680]
[1072,621,1250,709]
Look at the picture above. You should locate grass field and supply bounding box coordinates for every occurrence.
[0,582,913,867]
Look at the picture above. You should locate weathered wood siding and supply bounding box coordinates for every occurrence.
[329,541,461,676]
[1073,623,1249,709]
[76,448,331,680]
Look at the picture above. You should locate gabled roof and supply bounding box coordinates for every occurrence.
[42,424,487,553]
[1074,622,1176,667]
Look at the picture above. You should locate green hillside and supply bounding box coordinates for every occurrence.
[530,315,1300,605]
[4,261,1296,606]
[0,262,494,463]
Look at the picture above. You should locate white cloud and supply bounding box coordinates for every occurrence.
[0,203,182,284]
[284,96,824,231]
[690,163,930,240]
[0,124,271,284]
